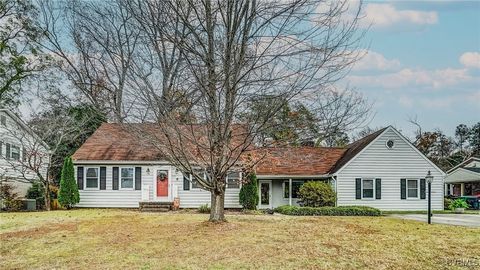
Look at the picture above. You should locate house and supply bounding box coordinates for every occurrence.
[0,109,49,197]
[445,157,480,196]
[72,124,445,211]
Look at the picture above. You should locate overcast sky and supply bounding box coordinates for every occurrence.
[344,0,480,138]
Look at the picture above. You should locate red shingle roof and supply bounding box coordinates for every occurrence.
[73,123,387,176]
[254,147,347,175]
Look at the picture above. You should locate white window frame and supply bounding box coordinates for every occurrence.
[84,167,100,190]
[361,178,375,200]
[407,179,419,199]
[190,170,205,190]
[283,180,305,199]
[10,145,20,161]
[120,167,135,190]
[226,172,242,189]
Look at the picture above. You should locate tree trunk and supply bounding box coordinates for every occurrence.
[209,191,225,222]
[44,182,51,211]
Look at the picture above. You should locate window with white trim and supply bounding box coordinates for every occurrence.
[120,167,134,189]
[283,180,304,199]
[191,169,204,189]
[407,179,418,198]
[226,172,241,189]
[362,179,374,198]
[85,167,99,189]
[10,145,20,160]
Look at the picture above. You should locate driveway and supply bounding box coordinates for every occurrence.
[391,214,480,227]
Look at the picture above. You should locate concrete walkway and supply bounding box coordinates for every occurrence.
[391,214,480,227]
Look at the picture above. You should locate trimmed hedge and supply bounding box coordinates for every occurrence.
[275,205,381,216]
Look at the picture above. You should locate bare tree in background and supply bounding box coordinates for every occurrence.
[127,0,365,221]
[2,107,99,210]
[37,0,141,122]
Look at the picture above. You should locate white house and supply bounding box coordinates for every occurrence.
[0,109,50,197]
[72,124,445,211]
[445,157,480,197]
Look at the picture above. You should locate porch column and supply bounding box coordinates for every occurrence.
[460,183,465,196]
[289,178,292,206]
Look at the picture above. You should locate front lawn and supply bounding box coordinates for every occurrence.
[1,209,479,269]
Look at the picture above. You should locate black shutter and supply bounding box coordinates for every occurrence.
[400,179,406,200]
[183,174,190,190]
[375,178,381,199]
[420,179,426,199]
[135,167,142,190]
[77,167,84,190]
[112,167,119,190]
[355,178,361,199]
[100,167,106,190]
[5,143,10,159]
[22,147,26,162]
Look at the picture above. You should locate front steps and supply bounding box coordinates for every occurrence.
[139,201,173,212]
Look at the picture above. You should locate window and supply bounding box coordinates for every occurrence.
[407,179,418,198]
[226,172,240,189]
[362,179,374,198]
[85,167,99,189]
[10,145,20,160]
[121,167,134,189]
[283,180,304,199]
[191,169,204,189]
[386,139,395,149]
[0,115,6,126]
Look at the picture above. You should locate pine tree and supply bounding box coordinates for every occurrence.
[239,173,258,210]
[58,157,80,209]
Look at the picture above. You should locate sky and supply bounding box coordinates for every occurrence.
[343,0,480,138]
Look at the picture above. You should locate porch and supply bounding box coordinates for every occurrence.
[257,176,333,209]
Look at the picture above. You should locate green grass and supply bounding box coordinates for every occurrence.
[1,209,479,269]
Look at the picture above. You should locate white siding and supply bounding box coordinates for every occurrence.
[336,128,445,211]
[0,110,49,197]
[74,164,242,208]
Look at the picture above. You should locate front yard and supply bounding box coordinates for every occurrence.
[1,209,479,269]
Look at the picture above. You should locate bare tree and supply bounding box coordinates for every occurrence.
[127,0,365,221]
[2,106,99,210]
[37,0,141,122]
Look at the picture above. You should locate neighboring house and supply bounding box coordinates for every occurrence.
[0,109,49,197]
[72,124,445,211]
[445,157,480,196]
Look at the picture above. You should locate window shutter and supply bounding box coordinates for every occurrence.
[22,147,26,162]
[420,179,426,199]
[355,178,361,199]
[5,143,10,159]
[400,179,406,200]
[135,167,142,190]
[0,141,3,157]
[100,167,107,190]
[375,178,381,199]
[77,167,84,190]
[112,167,119,190]
[183,175,190,190]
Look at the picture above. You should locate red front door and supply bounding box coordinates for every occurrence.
[156,170,169,197]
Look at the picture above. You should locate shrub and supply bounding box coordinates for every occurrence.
[26,182,45,210]
[275,205,381,216]
[0,183,23,211]
[298,181,336,207]
[444,197,452,210]
[449,199,470,210]
[239,172,258,210]
[58,157,80,209]
[198,204,210,213]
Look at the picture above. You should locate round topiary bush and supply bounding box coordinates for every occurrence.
[239,172,258,210]
[298,181,336,207]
